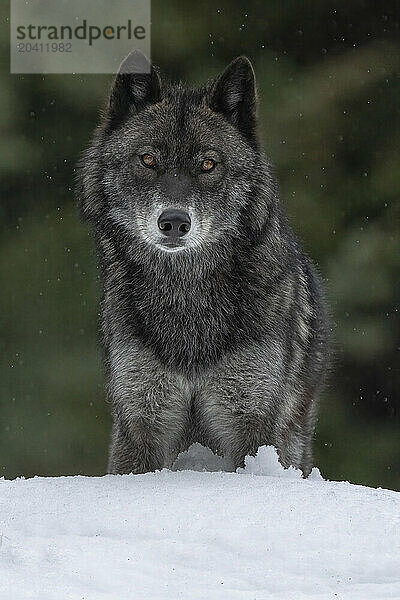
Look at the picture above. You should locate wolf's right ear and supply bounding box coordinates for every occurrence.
[106,50,161,127]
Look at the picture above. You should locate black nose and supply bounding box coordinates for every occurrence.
[158,209,191,238]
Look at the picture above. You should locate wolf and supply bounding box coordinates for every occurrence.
[78,51,330,476]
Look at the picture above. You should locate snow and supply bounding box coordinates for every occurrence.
[1,445,399,600]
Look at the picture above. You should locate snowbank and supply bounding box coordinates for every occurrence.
[1,445,399,600]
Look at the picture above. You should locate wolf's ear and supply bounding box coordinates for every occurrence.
[107,50,161,127]
[209,56,257,144]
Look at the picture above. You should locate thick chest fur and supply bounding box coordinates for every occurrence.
[101,243,311,376]
[107,265,243,372]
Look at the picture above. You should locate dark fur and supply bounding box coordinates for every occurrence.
[78,52,330,476]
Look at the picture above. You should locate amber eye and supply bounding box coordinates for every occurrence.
[201,158,216,172]
[141,153,156,167]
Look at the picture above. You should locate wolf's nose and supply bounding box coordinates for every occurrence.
[158,209,191,238]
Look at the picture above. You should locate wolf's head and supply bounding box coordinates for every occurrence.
[79,51,276,268]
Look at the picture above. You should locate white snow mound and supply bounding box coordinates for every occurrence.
[0,444,399,600]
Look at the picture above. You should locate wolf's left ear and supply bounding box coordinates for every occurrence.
[209,56,257,144]
[107,50,161,127]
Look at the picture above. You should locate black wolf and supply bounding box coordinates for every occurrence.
[78,51,330,476]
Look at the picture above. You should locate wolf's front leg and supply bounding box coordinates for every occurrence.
[199,342,317,476]
[107,343,190,475]
[108,419,165,474]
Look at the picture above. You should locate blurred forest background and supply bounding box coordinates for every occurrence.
[0,1,399,489]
